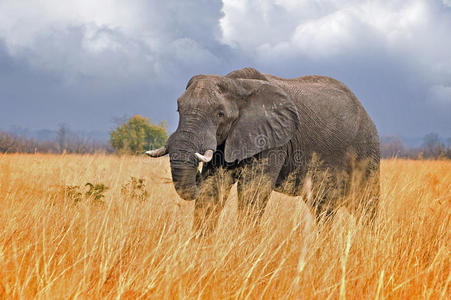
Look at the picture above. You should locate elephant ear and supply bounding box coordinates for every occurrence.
[224,84,300,163]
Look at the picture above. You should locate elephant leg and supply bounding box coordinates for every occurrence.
[309,167,344,224]
[237,149,286,227]
[345,157,380,225]
[193,168,235,236]
[364,180,379,226]
[356,163,380,226]
[312,196,335,224]
[193,199,223,237]
[310,160,379,226]
[237,182,270,227]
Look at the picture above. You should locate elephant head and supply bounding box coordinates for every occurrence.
[148,68,300,200]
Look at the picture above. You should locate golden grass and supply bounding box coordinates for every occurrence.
[0,154,449,299]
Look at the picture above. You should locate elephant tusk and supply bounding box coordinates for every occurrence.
[198,162,203,174]
[195,150,214,163]
[145,146,168,157]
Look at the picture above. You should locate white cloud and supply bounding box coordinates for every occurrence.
[0,0,450,135]
[221,0,434,58]
[220,0,451,106]
[82,26,124,54]
[0,0,224,82]
[0,0,139,51]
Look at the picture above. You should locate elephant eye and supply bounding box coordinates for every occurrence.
[217,111,224,117]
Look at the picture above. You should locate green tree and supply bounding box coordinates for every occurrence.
[110,115,168,154]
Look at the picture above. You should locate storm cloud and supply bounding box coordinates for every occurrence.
[0,0,450,137]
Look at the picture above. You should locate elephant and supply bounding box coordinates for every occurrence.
[147,67,380,234]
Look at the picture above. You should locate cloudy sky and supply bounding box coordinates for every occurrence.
[0,0,450,138]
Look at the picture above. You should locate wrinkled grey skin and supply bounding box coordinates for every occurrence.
[164,67,379,233]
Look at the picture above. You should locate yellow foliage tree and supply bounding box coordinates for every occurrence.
[110,115,167,154]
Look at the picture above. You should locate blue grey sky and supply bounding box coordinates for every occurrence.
[0,0,450,137]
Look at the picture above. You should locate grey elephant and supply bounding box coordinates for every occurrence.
[147,67,380,233]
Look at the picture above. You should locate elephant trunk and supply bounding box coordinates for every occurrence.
[168,132,198,200]
[170,160,199,201]
[167,117,217,201]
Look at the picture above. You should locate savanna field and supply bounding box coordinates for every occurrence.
[0,154,449,299]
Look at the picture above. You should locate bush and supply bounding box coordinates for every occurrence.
[121,176,149,201]
[109,115,167,155]
[63,183,109,205]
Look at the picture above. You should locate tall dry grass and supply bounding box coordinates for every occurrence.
[0,154,449,299]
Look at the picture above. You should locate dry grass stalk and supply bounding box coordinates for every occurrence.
[0,154,449,298]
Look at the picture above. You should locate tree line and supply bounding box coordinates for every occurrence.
[0,115,167,155]
[381,133,451,159]
[1,116,450,159]
[0,126,112,154]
